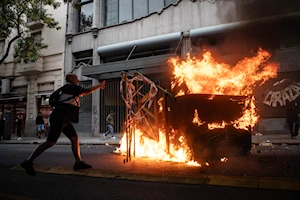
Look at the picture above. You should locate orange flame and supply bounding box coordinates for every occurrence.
[171,48,278,129]
[192,109,205,127]
[169,48,278,96]
[115,129,200,166]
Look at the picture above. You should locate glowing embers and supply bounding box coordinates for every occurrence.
[115,129,200,166]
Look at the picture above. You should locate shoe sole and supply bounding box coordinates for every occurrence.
[21,162,36,176]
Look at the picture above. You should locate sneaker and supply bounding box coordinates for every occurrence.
[17,137,22,140]
[21,160,36,176]
[103,134,106,138]
[111,136,116,139]
[73,161,92,170]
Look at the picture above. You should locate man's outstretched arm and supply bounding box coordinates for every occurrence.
[81,80,106,96]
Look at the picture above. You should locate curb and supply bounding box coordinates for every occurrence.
[12,165,300,191]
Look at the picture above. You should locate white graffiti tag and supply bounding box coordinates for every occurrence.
[263,83,300,107]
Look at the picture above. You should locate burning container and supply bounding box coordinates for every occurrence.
[167,94,252,160]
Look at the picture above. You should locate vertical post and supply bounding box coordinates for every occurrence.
[153,95,159,141]
[125,74,130,163]
[164,93,170,154]
[133,119,135,157]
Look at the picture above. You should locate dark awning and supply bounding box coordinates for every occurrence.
[0,96,26,104]
[82,53,175,79]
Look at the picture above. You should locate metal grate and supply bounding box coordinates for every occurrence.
[99,74,171,133]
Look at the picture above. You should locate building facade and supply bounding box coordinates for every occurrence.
[0,1,68,138]
[65,0,300,135]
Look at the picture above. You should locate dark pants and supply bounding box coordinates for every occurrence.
[17,126,22,137]
[287,121,299,137]
[0,127,4,140]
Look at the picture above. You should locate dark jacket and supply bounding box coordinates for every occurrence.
[286,102,300,123]
[36,116,44,125]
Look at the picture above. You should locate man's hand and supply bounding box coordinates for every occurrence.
[99,80,106,90]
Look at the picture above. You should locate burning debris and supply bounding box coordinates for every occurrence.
[115,48,279,165]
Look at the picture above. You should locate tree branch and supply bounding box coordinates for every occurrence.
[0,34,21,65]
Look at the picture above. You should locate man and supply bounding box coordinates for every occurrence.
[286,101,300,139]
[0,112,6,141]
[21,73,106,176]
[15,115,23,140]
[103,111,116,139]
[35,112,45,138]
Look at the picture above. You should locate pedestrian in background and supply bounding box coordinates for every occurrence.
[103,111,116,139]
[286,101,300,139]
[0,112,6,141]
[36,112,45,138]
[15,115,23,140]
[21,73,106,176]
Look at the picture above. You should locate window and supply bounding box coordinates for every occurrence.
[74,50,93,67]
[104,0,178,27]
[119,0,132,23]
[149,0,164,13]
[78,0,93,32]
[133,0,148,19]
[32,31,42,43]
[164,0,177,6]
[104,0,118,26]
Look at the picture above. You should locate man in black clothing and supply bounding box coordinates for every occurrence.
[35,112,45,138]
[21,73,106,176]
[0,112,5,141]
[15,115,23,139]
[286,101,300,139]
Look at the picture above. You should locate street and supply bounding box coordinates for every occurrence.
[0,144,300,199]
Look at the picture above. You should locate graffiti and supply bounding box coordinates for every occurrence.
[92,105,98,115]
[263,83,300,107]
[92,105,99,135]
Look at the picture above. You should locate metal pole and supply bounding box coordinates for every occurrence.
[163,93,170,154]
[124,73,129,163]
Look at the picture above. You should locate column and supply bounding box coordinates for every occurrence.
[181,31,192,58]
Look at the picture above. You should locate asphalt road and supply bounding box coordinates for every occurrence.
[0,144,299,199]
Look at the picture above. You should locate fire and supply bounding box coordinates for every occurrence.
[192,96,259,129]
[221,157,228,162]
[116,48,278,165]
[115,129,200,166]
[171,48,278,129]
[192,109,205,127]
[170,48,278,96]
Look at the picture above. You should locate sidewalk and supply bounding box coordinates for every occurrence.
[0,133,123,145]
[1,132,300,146]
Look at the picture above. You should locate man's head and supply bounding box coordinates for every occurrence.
[110,110,115,115]
[38,112,42,115]
[66,73,79,85]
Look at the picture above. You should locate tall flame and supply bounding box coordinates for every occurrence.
[170,48,278,96]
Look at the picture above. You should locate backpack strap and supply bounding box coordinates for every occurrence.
[56,84,77,105]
